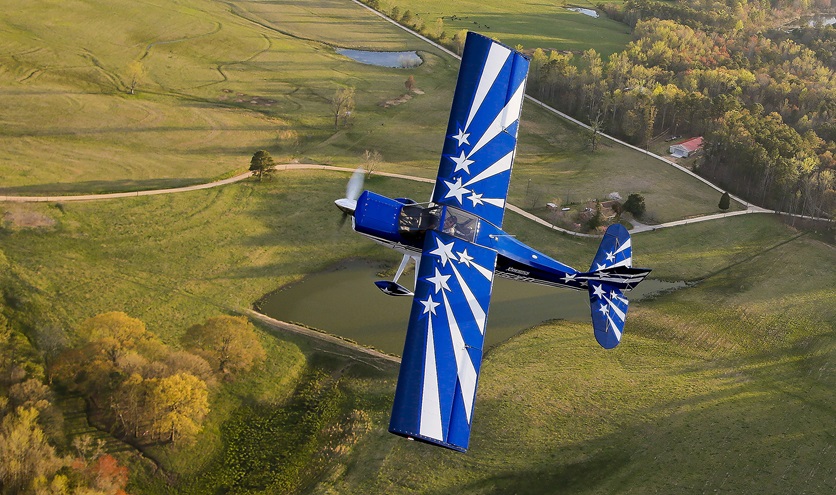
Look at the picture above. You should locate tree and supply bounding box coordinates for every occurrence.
[587,200,605,230]
[587,109,605,152]
[362,149,382,178]
[0,407,65,493]
[433,17,444,39]
[126,61,146,95]
[146,373,209,443]
[452,30,468,55]
[110,373,148,439]
[404,75,416,93]
[389,6,401,21]
[330,87,355,130]
[76,312,154,366]
[182,315,266,375]
[623,193,647,218]
[87,454,129,494]
[249,150,275,181]
[718,191,731,211]
[33,325,68,384]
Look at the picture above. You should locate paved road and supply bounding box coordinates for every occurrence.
[0,171,256,203]
[2,163,820,235]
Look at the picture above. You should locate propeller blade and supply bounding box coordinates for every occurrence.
[346,167,365,201]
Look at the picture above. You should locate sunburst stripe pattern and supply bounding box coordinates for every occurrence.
[431,32,530,228]
[390,231,497,451]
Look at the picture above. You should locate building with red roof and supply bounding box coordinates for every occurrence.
[669,137,704,158]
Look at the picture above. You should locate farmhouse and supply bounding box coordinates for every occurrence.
[669,136,704,158]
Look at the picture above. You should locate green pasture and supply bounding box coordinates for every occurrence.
[307,217,833,494]
[1,0,728,223]
[377,0,632,57]
[1,173,833,493]
[0,0,453,192]
[2,2,833,493]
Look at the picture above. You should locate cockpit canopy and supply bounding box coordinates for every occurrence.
[399,204,480,243]
[399,203,440,234]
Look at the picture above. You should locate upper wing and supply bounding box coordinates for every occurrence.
[431,32,530,228]
[389,230,497,452]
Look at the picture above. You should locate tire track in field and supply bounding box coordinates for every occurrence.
[139,21,223,61]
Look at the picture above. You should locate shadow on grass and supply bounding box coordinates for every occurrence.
[0,178,213,196]
[437,449,630,495]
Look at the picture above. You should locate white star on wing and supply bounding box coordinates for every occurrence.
[592,284,606,299]
[456,249,473,267]
[561,273,577,283]
[598,303,610,315]
[421,295,440,316]
[430,238,457,267]
[450,151,475,174]
[606,251,615,262]
[426,268,451,294]
[467,191,483,207]
[451,128,470,147]
[444,177,469,204]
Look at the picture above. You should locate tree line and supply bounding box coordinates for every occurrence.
[357,0,835,217]
[0,306,266,495]
[525,4,835,216]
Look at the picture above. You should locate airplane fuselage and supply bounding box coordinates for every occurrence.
[351,191,647,294]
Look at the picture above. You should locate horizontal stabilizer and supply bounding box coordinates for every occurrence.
[375,280,414,297]
[588,282,628,349]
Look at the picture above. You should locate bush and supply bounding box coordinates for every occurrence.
[624,193,646,218]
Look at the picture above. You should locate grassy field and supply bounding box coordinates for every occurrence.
[2,1,833,494]
[2,173,833,493]
[0,0,732,223]
[0,0,454,192]
[312,217,835,494]
[375,0,633,58]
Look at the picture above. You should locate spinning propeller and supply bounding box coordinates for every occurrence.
[334,167,365,226]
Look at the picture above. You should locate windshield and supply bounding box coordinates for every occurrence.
[442,207,479,242]
[399,204,440,234]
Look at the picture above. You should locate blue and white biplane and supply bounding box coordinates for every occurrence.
[334,32,651,452]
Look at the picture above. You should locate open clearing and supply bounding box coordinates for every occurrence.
[3,0,730,223]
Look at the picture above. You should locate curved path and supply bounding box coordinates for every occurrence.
[1,163,823,235]
[244,309,400,365]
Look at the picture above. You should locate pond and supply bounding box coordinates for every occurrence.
[256,260,684,355]
[787,14,836,27]
[566,7,600,18]
[807,15,836,27]
[336,48,422,68]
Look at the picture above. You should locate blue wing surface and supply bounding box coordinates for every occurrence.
[431,32,530,228]
[389,230,497,452]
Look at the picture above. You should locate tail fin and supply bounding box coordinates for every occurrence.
[582,225,651,349]
[590,223,632,272]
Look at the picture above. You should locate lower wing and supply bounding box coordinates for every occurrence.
[389,231,497,452]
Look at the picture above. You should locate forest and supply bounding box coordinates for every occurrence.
[0,307,267,494]
[531,0,836,216]
[368,0,836,217]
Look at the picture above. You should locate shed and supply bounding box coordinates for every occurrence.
[669,137,704,158]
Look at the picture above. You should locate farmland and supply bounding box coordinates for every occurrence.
[0,1,833,494]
